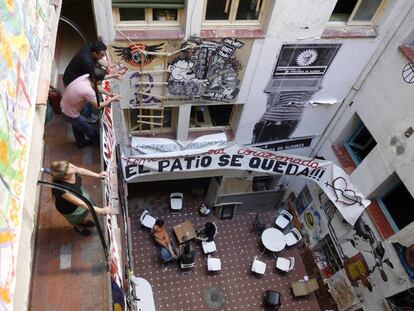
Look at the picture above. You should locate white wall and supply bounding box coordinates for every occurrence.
[288,2,414,309]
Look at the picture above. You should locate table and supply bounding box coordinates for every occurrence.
[173,220,197,243]
[291,278,319,297]
[261,228,286,252]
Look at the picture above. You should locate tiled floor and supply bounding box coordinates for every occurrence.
[29,114,109,311]
[128,182,321,311]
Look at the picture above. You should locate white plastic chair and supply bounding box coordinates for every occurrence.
[140,210,156,229]
[207,255,221,271]
[251,256,266,275]
[170,192,183,211]
[202,241,217,254]
[285,228,302,246]
[276,256,295,272]
[275,210,293,230]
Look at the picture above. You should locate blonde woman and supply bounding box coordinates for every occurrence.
[50,160,112,236]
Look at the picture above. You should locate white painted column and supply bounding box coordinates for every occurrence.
[185,0,204,38]
[92,0,116,43]
[177,104,191,141]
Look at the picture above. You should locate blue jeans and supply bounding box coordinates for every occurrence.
[63,114,99,147]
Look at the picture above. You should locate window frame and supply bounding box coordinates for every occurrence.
[113,7,184,29]
[328,0,388,27]
[126,107,176,135]
[202,0,269,29]
[188,103,235,132]
[376,180,413,232]
[344,123,376,165]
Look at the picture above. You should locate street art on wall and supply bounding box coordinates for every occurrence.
[0,0,47,308]
[110,37,250,109]
[112,43,165,66]
[167,38,244,102]
[252,44,341,144]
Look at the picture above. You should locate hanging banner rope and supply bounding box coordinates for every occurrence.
[122,144,370,225]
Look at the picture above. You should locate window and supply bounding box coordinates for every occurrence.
[344,123,377,165]
[127,107,175,134]
[112,0,184,27]
[203,0,268,27]
[189,105,234,129]
[378,181,414,231]
[329,0,387,25]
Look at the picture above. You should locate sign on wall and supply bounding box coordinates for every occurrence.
[122,144,370,225]
[111,37,252,108]
[252,44,341,144]
[0,0,47,308]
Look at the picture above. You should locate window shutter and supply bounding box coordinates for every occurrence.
[112,0,185,9]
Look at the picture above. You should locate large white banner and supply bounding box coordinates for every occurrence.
[122,144,370,225]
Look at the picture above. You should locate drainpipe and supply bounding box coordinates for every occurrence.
[310,1,414,157]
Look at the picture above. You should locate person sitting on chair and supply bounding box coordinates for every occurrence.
[180,241,195,265]
[195,222,217,242]
[152,219,178,259]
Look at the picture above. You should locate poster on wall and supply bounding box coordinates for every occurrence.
[252,44,341,145]
[0,0,47,308]
[111,37,251,109]
[324,271,359,311]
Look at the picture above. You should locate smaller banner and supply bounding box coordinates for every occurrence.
[122,144,370,225]
[252,137,313,152]
[132,133,227,154]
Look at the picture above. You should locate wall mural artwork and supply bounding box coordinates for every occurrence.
[252,44,341,144]
[111,37,250,110]
[167,38,244,102]
[0,0,47,308]
[112,43,165,66]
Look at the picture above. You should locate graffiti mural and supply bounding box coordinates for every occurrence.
[112,43,165,66]
[252,44,341,144]
[111,38,251,111]
[0,0,47,308]
[167,38,244,102]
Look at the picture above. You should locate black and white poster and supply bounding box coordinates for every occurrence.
[252,44,341,144]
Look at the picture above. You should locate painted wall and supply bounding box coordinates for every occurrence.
[287,2,414,310]
[112,37,252,108]
[0,0,59,309]
[235,0,395,154]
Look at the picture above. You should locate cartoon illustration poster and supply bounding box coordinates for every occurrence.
[111,37,252,108]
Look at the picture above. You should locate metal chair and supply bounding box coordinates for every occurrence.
[170,192,183,211]
[202,241,217,254]
[251,256,266,275]
[276,256,295,272]
[140,210,156,229]
[285,228,302,246]
[207,255,221,271]
[274,210,293,230]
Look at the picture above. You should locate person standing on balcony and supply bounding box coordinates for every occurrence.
[60,67,122,148]
[63,39,121,121]
[50,161,113,236]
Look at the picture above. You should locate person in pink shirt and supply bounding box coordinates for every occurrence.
[60,67,121,148]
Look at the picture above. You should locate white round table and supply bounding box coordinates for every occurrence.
[261,228,286,252]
